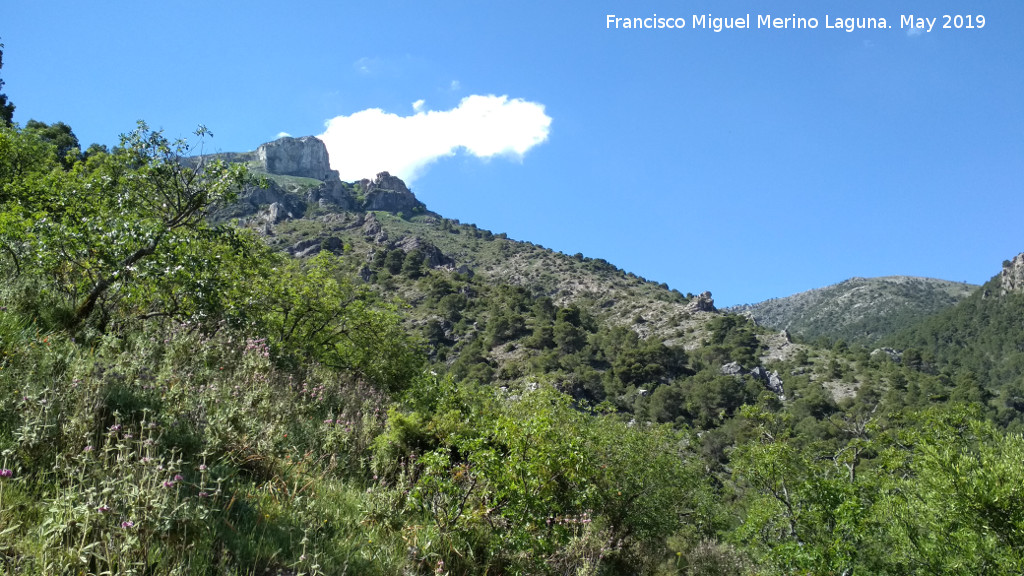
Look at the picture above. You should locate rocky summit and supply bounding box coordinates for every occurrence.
[256,135,339,181]
[999,252,1024,295]
[358,171,427,214]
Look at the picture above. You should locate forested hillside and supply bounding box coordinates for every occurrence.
[729,276,977,345]
[2,64,1024,574]
[887,265,1024,431]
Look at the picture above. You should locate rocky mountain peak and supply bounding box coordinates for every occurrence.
[1000,253,1024,295]
[256,136,339,181]
[358,171,426,214]
[686,291,715,312]
[362,171,411,195]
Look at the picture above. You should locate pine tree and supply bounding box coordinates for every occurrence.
[0,42,15,125]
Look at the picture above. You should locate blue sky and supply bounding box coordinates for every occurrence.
[4,1,1022,305]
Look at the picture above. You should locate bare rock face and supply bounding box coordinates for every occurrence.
[290,236,345,258]
[767,372,785,397]
[359,172,425,214]
[361,212,382,236]
[720,362,784,398]
[871,347,903,363]
[360,212,389,243]
[257,136,339,181]
[1000,253,1024,296]
[394,236,453,268]
[310,180,356,210]
[720,362,744,376]
[686,291,716,312]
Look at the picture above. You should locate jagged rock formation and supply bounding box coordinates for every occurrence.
[686,291,715,312]
[256,136,339,181]
[360,212,389,243]
[204,137,428,220]
[394,236,453,269]
[359,172,426,214]
[1000,253,1024,295]
[289,236,345,258]
[309,180,356,210]
[242,179,307,216]
[720,362,784,398]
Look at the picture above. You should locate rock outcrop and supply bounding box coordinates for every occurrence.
[228,178,307,222]
[360,212,389,243]
[289,236,345,258]
[394,236,453,269]
[359,172,426,214]
[309,180,356,210]
[257,136,339,181]
[686,291,716,312]
[720,362,784,398]
[1000,253,1024,296]
[870,347,902,363]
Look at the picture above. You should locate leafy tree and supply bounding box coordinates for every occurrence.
[259,251,424,392]
[485,309,527,347]
[0,122,252,329]
[401,248,426,278]
[25,120,80,168]
[681,371,759,428]
[384,248,405,274]
[553,305,589,355]
[649,383,686,423]
[880,407,1024,575]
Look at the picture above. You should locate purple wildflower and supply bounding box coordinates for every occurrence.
[0,469,12,478]
[121,520,134,529]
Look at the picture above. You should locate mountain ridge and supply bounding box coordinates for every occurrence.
[726,275,978,345]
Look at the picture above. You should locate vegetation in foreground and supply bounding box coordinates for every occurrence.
[1,56,1024,574]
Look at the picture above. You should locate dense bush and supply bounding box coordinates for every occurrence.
[3,119,1024,575]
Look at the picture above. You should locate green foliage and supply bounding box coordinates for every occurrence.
[880,407,1024,574]
[698,315,762,368]
[734,277,977,345]
[25,119,81,168]
[731,405,1024,575]
[890,283,1024,426]
[0,122,253,331]
[6,110,1024,575]
[259,251,423,392]
[371,381,706,574]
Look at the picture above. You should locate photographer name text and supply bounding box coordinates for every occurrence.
[605,14,986,33]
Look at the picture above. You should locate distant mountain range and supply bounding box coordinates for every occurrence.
[727,277,979,344]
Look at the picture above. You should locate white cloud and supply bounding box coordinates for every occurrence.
[276,131,292,139]
[906,27,924,37]
[412,99,426,113]
[318,94,552,184]
[354,57,376,74]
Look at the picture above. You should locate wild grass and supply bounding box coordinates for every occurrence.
[0,303,408,575]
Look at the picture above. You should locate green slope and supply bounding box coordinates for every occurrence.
[728,276,978,345]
